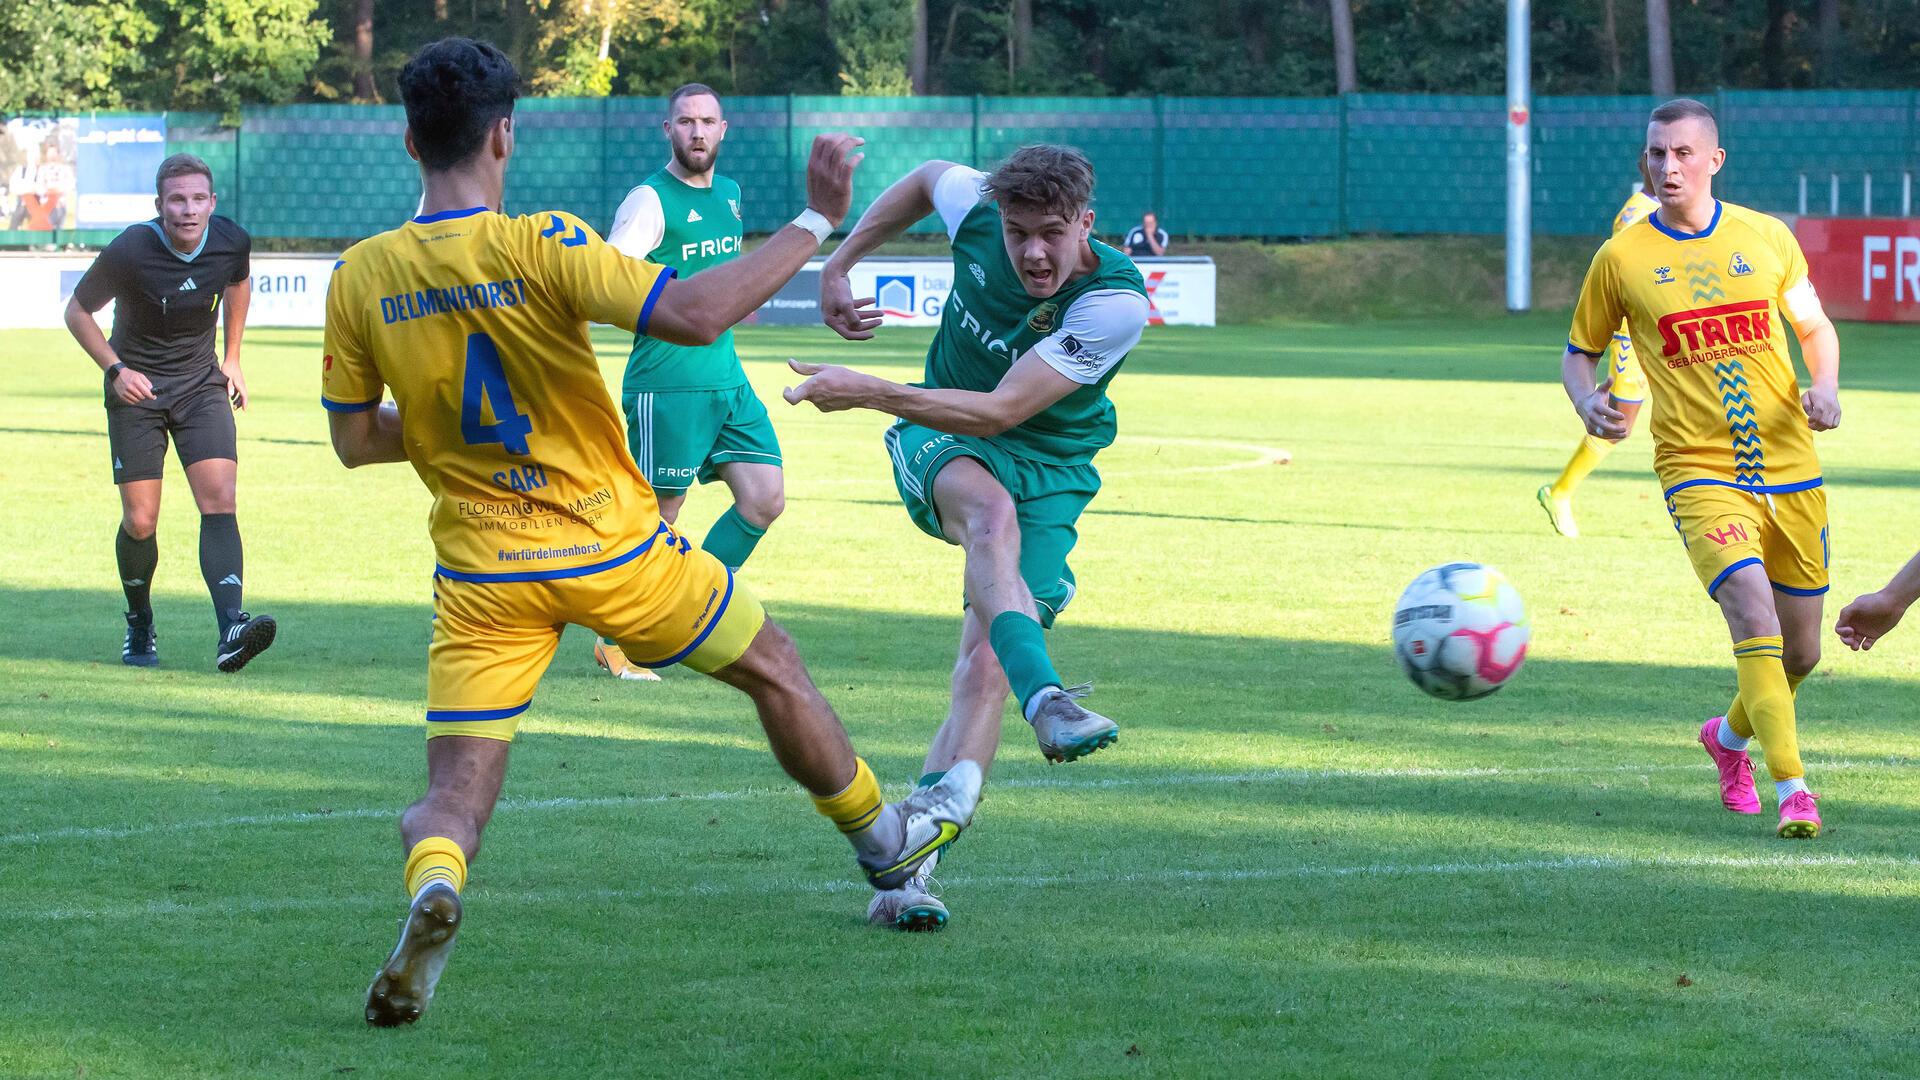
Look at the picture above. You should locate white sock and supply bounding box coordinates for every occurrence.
[1776,777,1810,802]
[1023,686,1061,723]
[848,804,904,863]
[1716,717,1751,752]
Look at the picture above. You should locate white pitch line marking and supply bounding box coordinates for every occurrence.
[22,851,1920,923]
[2,757,1911,849]
[1102,435,1292,478]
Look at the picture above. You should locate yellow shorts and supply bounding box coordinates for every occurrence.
[425,521,765,741]
[1663,482,1828,599]
[1606,330,1646,405]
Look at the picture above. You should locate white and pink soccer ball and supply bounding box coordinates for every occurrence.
[1392,562,1530,700]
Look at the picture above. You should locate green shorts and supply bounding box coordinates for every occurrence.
[883,420,1099,628]
[623,385,783,495]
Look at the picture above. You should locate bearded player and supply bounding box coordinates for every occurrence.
[1565,99,1841,839]
[325,38,979,1026]
[787,146,1148,929]
[1537,156,1660,538]
[591,84,784,682]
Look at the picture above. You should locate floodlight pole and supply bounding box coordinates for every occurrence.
[1506,0,1531,313]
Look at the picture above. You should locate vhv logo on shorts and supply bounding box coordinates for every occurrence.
[1705,522,1750,546]
[876,275,915,318]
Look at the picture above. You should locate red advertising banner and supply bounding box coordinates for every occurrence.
[1793,217,1920,323]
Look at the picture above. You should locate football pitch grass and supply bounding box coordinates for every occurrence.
[5,316,1920,1078]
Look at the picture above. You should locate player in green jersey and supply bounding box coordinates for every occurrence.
[787,145,1150,930]
[594,83,785,681]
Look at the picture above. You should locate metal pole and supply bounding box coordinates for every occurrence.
[1830,173,1839,216]
[1904,172,1912,217]
[1864,173,1873,217]
[1799,173,1807,216]
[1505,0,1530,313]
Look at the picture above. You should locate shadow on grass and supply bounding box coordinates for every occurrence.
[5,586,1915,846]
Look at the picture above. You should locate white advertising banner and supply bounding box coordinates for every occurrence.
[841,256,1215,328]
[0,253,1216,329]
[0,253,336,330]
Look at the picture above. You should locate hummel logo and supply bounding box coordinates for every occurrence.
[179,277,198,291]
[218,574,242,586]
[687,209,702,223]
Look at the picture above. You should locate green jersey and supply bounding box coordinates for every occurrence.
[928,166,1150,465]
[608,168,747,392]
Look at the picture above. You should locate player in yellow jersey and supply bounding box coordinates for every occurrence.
[323,38,980,1027]
[1537,157,1660,538]
[1565,99,1842,839]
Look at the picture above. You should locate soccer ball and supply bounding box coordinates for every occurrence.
[1391,562,1530,700]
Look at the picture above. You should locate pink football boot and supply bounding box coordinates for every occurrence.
[1698,717,1761,815]
[1778,790,1822,839]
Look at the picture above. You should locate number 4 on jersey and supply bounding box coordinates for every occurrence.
[460,332,532,455]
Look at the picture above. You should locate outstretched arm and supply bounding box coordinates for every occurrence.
[818,159,966,340]
[642,134,863,347]
[787,288,1147,435]
[1836,550,1920,652]
[783,352,1077,437]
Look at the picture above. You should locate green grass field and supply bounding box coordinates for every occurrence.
[5,316,1920,1078]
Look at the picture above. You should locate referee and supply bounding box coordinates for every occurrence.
[63,153,275,672]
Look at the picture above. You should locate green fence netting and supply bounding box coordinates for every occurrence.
[4,89,1915,246]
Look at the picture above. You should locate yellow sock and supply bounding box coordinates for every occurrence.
[1732,636,1802,781]
[405,836,469,897]
[810,756,883,835]
[1725,670,1805,739]
[1550,434,1615,498]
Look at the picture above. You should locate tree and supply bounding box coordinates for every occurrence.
[911,0,929,92]
[1646,0,1674,96]
[352,0,376,100]
[0,0,158,112]
[831,0,912,94]
[1817,0,1841,85]
[1329,0,1356,94]
[148,0,332,114]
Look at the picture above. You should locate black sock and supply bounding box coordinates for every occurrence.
[199,512,245,632]
[115,526,158,617]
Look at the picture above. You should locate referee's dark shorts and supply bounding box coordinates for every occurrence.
[105,366,237,483]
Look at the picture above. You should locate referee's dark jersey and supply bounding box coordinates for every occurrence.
[73,216,251,391]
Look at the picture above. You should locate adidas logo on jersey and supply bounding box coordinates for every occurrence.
[179,277,198,291]
[687,209,703,223]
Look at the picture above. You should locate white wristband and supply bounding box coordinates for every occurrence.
[791,208,833,244]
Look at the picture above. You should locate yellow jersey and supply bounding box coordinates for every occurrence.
[323,206,677,581]
[1569,200,1821,496]
[1613,189,1659,234]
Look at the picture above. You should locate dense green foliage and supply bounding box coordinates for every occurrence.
[6,317,1920,1076]
[2,0,1917,112]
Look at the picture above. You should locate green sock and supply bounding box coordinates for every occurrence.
[988,611,1061,713]
[699,505,767,570]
